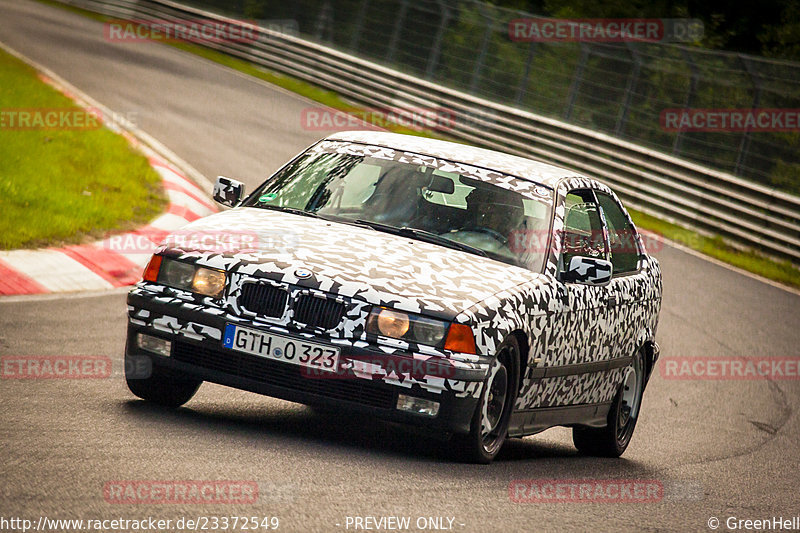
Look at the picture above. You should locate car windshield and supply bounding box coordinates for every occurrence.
[244,147,553,271]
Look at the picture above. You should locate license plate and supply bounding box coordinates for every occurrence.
[222,324,340,372]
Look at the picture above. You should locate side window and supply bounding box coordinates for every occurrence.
[596,192,641,275]
[561,190,607,271]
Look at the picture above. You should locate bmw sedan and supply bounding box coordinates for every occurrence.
[125,131,662,463]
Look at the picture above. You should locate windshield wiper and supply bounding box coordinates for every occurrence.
[402,228,488,257]
[353,219,487,257]
[255,205,321,218]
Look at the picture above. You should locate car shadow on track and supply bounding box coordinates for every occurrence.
[120,398,658,476]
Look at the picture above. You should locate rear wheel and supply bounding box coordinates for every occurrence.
[573,350,644,457]
[125,353,201,408]
[453,336,520,464]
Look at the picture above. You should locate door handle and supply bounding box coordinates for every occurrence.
[607,295,618,307]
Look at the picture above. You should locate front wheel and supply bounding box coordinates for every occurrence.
[453,336,520,464]
[125,353,201,408]
[573,350,644,457]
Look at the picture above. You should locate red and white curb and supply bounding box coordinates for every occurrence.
[0,155,217,295]
[0,41,218,296]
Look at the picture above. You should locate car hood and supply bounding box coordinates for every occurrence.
[163,207,545,319]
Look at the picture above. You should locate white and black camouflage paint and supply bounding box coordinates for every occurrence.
[128,132,662,418]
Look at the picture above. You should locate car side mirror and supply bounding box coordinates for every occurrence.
[561,256,613,286]
[213,176,245,207]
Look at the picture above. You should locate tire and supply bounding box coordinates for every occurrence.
[125,353,201,408]
[573,350,645,457]
[453,336,520,464]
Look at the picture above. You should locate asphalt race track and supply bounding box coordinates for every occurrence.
[1,1,799,531]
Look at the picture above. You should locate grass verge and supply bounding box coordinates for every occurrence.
[34,0,800,289]
[0,47,166,250]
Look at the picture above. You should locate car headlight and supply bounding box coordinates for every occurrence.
[142,255,226,299]
[192,267,226,298]
[159,258,194,289]
[366,307,449,347]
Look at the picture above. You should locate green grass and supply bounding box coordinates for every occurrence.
[0,47,166,250]
[629,209,800,289]
[33,0,800,289]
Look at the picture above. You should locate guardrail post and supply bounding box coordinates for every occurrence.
[564,43,590,121]
[349,0,370,52]
[385,0,409,63]
[313,1,334,42]
[735,55,762,177]
[615,42,641,137]
[425,0,451,80]
[672,49,698,157]
[515,41,538,106]
[468,2,493,95]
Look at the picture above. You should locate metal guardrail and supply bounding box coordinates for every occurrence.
[58,0,800,264]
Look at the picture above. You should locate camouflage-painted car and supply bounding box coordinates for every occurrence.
[125,131,662,463]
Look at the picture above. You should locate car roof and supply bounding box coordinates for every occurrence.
[324,130,590,189]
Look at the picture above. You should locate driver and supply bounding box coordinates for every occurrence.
[462,184,526,244]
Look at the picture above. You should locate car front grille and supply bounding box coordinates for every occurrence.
[238,282,347,331]
[293,295,346,330]
[172,341,395,409]
[239,283,287,318]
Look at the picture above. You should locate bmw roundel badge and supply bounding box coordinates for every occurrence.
[295,268,312,279]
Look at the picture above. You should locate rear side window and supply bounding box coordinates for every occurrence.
[596,192,641,275]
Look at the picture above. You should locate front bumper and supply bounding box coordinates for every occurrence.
[126,289,489,434]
